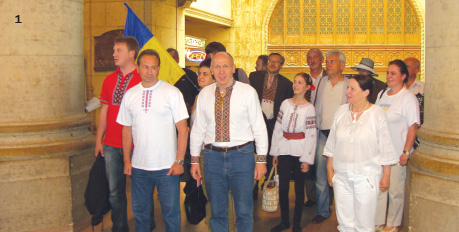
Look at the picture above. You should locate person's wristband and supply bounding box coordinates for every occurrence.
[256,155,267,163]
[191,156,200,164]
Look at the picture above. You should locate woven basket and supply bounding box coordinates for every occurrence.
[262,164,279,212]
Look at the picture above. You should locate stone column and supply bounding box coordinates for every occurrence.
[408,0,459,231]
[0,0,94,231]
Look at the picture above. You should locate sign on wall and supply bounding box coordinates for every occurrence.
[185,35,206,66]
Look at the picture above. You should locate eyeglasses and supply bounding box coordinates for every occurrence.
[268,59,282,64]
[212,65,233,70]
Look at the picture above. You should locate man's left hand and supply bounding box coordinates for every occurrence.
[254,163,267,180]
[399,153,409,166]
[167,162,184,176]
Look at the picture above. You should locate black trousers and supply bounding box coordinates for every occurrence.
[277,155,306,227]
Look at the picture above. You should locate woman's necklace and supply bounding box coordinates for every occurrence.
[350,101,369,124]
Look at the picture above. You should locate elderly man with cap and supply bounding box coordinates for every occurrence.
[351,58,387,104]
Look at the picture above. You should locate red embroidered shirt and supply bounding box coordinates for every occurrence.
[99,67,141,148]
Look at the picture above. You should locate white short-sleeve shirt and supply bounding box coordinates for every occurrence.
[376,87,420,155]
[117,80,189,171]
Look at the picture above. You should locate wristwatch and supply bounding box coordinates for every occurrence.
[403,150,410,156]
[175,159,184,165]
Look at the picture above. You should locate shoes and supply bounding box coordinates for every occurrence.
[375,225,384,232]
[311,215,328,224]
[270,222,290,232]
[304,200,316,207]
[292,225,302,232]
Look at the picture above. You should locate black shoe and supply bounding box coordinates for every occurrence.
[304,200,316,207]
[270,222,290,232]
[311,215,328,224]
[253,185,259,199]
[292,225,302,232]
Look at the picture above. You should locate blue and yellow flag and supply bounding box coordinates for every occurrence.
[123,3,185,85]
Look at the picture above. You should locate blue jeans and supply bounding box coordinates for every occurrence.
[104,145,129,232]
[203,143,255,232]
[315,132,331,218]
[131,168,180,232]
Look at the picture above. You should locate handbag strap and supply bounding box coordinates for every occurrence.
[263,164,277,190]
[313,76,324,106]
[377,87,388,103]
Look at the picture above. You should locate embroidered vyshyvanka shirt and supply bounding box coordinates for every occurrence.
[270,100,317,164]
[261,74,279,119]
[323,104,398,175]
[190,81,269,163]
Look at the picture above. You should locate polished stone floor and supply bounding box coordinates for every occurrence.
[82,178,343,232]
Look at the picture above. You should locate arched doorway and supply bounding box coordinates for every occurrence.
[262,0,424,80]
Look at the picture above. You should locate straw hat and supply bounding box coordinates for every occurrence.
[351,58,378,77]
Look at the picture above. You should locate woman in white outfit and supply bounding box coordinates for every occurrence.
[324,74,399,232]
[270,73,317,232]
[375,60,420,232]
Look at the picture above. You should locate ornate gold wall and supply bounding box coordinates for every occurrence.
[264,0,423,79]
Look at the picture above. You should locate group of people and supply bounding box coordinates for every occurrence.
[95,36,424,232]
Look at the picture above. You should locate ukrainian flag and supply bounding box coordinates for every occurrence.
[123,3,185,85]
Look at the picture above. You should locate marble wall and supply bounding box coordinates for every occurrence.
[408,0,459,231]
[0,0,94,231]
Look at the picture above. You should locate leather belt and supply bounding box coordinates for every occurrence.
[283,131,305,140]
[204,141,252,153]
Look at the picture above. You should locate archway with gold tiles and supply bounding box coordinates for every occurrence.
[263,0,423,79]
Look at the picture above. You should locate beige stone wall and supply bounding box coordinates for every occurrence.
[229,0,273,74]
[408,0,459,231]
[85,0,185,130]
[1,0,94,231]
[185,0,271,74]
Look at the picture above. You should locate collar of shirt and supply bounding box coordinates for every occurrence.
[310,69,324,80]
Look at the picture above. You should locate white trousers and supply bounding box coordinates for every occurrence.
[375,164,406,227]
[333,172,380,232]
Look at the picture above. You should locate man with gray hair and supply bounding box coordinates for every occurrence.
[308,48,328,105]
[190,52,268,232]
[312,49,349,224]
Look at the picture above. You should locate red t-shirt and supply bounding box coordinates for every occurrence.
[100,67,142,148]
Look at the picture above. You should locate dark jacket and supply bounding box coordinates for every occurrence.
[369,78,387,104]
[84,155,111,226]
[174,68,200,118]
[249,70,293,142]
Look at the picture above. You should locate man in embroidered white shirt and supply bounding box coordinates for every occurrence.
[117,49,189,232]
[190,52,268,232]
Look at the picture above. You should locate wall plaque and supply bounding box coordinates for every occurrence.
[94,29,124,72]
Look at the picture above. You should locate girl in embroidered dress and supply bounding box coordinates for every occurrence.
[270,73,317,232]
[324,74,399,232]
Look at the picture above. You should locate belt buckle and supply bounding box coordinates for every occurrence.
[224,147,228,153]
